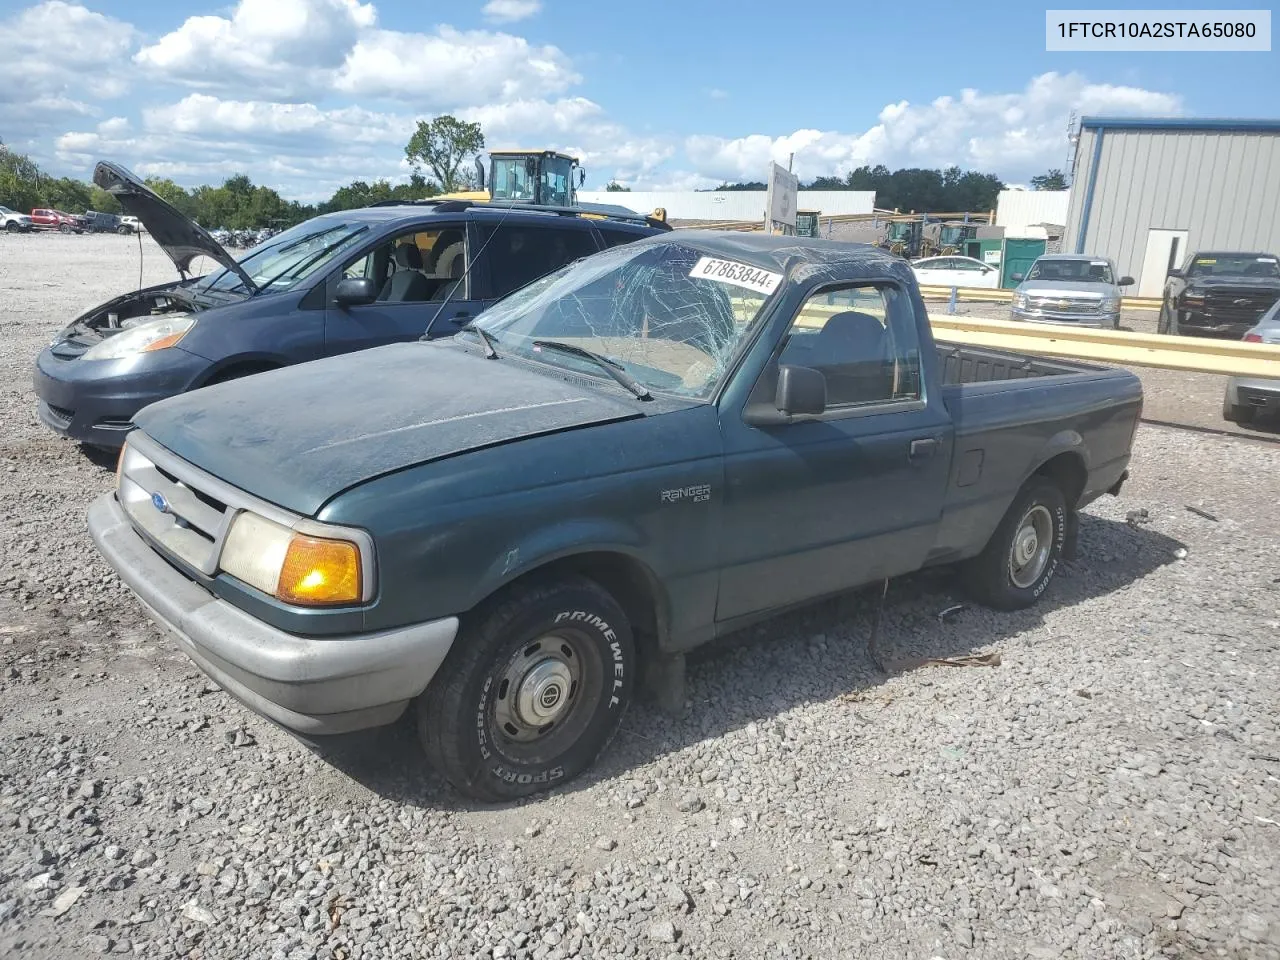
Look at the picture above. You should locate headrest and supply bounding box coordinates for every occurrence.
[394,244,422,270]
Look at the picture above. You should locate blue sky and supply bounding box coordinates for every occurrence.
[2,0,1276,201]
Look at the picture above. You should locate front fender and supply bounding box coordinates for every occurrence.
[471,517,652,609]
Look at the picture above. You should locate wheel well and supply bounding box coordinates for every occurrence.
[1034,452,1087,506]
[202,360,281,386]
[489,552,667,662]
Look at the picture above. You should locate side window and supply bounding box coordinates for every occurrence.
[479,224,599,299]
[338,225,467,303]
[772,285,922,408]
[952,258,982,272]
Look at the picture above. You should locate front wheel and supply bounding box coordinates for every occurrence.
[962,478,1068,610]
[59,224,73,235]
[117,225,131,235]
[5,222,19,234]
[418,576,636,802]
[1156,304,1177,335]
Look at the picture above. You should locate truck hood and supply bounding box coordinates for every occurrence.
[132,342,646,516]
[1018,280,1115,299]
[93,160,258,294]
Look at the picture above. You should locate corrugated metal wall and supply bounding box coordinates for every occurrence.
[577,190,875,221]
[1064,126,1280,286]
[996,190,1070,236]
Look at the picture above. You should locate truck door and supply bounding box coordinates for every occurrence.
[716,282,954,621]
[324,222,480,354]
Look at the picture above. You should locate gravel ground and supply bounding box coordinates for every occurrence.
[2,233,1279,960]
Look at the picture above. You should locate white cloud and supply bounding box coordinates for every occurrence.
[336,26,578,106]
[706,88,729,101]
[134,0,375,98]
[684,72,1183,184]
[482,0,541,23]
[0,2,137,128]
[133,0,574,108]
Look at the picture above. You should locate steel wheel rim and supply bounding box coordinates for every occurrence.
[1009,504,1053,588]
[490,630,600,760]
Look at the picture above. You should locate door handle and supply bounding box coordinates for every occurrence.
[909,437,938,461]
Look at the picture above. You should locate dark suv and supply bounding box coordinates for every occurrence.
[34,161,670,450]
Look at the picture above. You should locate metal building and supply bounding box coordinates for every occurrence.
[1064,117,1280,298]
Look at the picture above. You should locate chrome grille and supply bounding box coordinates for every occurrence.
[118,440,234,574]
[1025,295,1104,314]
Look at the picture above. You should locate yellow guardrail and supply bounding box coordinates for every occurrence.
[930,314,1280,379]
[917,285,1163,311]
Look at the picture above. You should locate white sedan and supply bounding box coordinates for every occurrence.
[911,256,1001,290]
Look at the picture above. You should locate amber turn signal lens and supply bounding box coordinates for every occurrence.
[142,331,189,353]
[276,535,362,606]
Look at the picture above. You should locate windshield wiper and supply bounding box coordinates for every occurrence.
[255,230,367,295]
[457,321,499,359]
[531,340,651,400]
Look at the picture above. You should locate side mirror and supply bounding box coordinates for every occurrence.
[474,157,485,191]
[776,364,826,417]
[578,167,587,187]
[1119,276,1135,286]
[1011,272,1025,282]
[335,276,377,307]
[1166,268,1183,279]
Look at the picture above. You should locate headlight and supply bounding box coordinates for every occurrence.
[1101,297,1120,312]
[1182,292,1205,304]
[81,315,195,361]
[220,511,365,607]
[1013,293,1029,308]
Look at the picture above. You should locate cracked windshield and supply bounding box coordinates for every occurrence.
[473,241,781,399]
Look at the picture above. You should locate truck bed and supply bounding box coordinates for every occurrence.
[934,342,1095,385]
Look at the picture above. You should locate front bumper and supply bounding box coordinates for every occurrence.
[88,493,459,735]
[33,344,208,447]
[1011,307,1118,328]
[1176,310,1256,338]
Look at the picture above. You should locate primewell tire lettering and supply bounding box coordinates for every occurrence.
[609,640,626,708]
[552,610,627,708]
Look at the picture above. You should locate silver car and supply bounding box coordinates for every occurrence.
[1,205,34,233]
[1223,296,1280,425]
[1011,254,1134,329]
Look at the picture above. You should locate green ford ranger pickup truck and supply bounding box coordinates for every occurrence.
[89,232,1142,801]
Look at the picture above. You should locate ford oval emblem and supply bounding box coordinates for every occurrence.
[151,492,170,514]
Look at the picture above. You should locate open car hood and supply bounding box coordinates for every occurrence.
[93,160,258,294]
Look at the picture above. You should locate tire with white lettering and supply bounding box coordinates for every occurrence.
[961,478,1067,611]
[417,576,635,802]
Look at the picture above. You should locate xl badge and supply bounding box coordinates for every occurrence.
[151,492,171,514]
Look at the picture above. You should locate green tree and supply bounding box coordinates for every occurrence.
[1030,169,1068,191]
[604,180,631,192]
[0,142,44,211]
[404,115,485,193]
[88,186,121,213]
[43,176,93,213]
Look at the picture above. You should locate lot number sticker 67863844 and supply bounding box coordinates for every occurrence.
[688,257,783,295]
